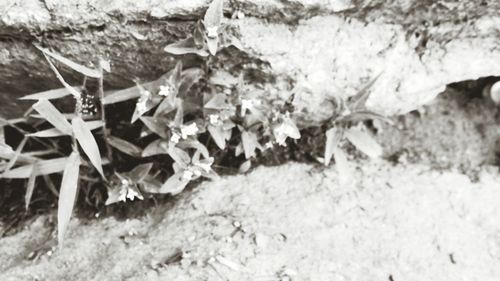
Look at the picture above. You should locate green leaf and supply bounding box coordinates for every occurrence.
[107,136,142,157]
[158,171,191,195]
[27,120,103,138]
[21,86,82,100]
[2,137,28,173]
[336,111,393,125]
[209,70,239,87]
[128,163,153,182]
[204,0,223,33]
[167,146,191,168]
[1,157,68,178]
[238,160,251,174]
[344,128,382,158]
[24,166,37,210]
[348,72,382,111]
[164,37,209,57]
[142,139,168,157]
[35,45,101,78]
[72,117,105,178]
[102,80,156,105]
[177,139,210,158]
[40,53,82,98]
[33,99,73,135]
[139,116,169,138]
[324,127,343,166]
[57,151,81,248]
[0,143,37,164]
[207,125,230,149]
[241,131,259,159]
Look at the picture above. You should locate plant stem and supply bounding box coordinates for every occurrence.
[97,61,113,163]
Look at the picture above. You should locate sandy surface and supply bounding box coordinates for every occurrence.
[1,161,499,281]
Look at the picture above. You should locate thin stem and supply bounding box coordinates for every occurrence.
[97,61,113,163]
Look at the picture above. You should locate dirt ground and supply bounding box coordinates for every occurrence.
[1,159,499,281]
[2,84,500,280]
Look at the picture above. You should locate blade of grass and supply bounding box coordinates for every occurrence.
[24,166,37,210]
[35,45,101,78]
[72,116,105,178]
[57,151,81,248]
[20,86,82,100]
[107,136,142,157]
[344,128,382,158]
[33,99,73,135]
[27,120,103,138]
[0,156,68,179]
[41,52,81,99]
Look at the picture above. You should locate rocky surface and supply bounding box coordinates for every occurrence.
[1,161,500,280]
[1,0,499,119]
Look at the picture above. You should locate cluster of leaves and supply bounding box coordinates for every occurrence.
[0,0,389,247]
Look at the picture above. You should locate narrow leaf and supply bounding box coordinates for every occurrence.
[324,127,343,166]
[21,86,82,100]
[167,146,191,168]
[28,120,103,138]
[1,157,68,178]
[349,72,382,110]
[72,117,105,177]
[33,99,72,135]
[142,139,168,157]
[3,137,28,173]
[344,128,382,158]
[128,163,153,182]
[102,80,155,105]
[158,171,190,195]
[164,37,209,57]
[333,148,351,184]
[337,111,393,125]
[204,0,223,31]
[208,125,228,149]
[41,53,82,98]
[107,136,142,157]
[35,45,101,78]
[241,131,258,159]
[57,151,81,248]
[24,166,37,210]
[139,116,168,138]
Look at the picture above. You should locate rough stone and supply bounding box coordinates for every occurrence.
[0,0,499,122]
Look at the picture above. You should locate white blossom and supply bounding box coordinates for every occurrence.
[206,26,218,38]
[182,170,194,181]
[180,123,199,139]
[158,84,174,97]
[170,133,181,144]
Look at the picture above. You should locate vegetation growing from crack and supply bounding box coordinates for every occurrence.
[0,0,389,246]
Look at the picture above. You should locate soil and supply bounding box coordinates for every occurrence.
[1,84,500,280]
[1,161,499,281]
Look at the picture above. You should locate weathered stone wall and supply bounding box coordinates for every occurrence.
[1,0,499,120]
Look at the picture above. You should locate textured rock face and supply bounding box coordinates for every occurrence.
[1,0,499,120]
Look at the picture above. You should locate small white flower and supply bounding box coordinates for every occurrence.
[180,123,199,139]
[182,170,194,181]
[206,26,218,38]
[126,188,141,201]
[265,141,274,149]
[240,99,255,115]
[208,114,221,125]
[170,133,181,144]
[136,90,151,114]
[158,84,174,97]
[193,169,202,177]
